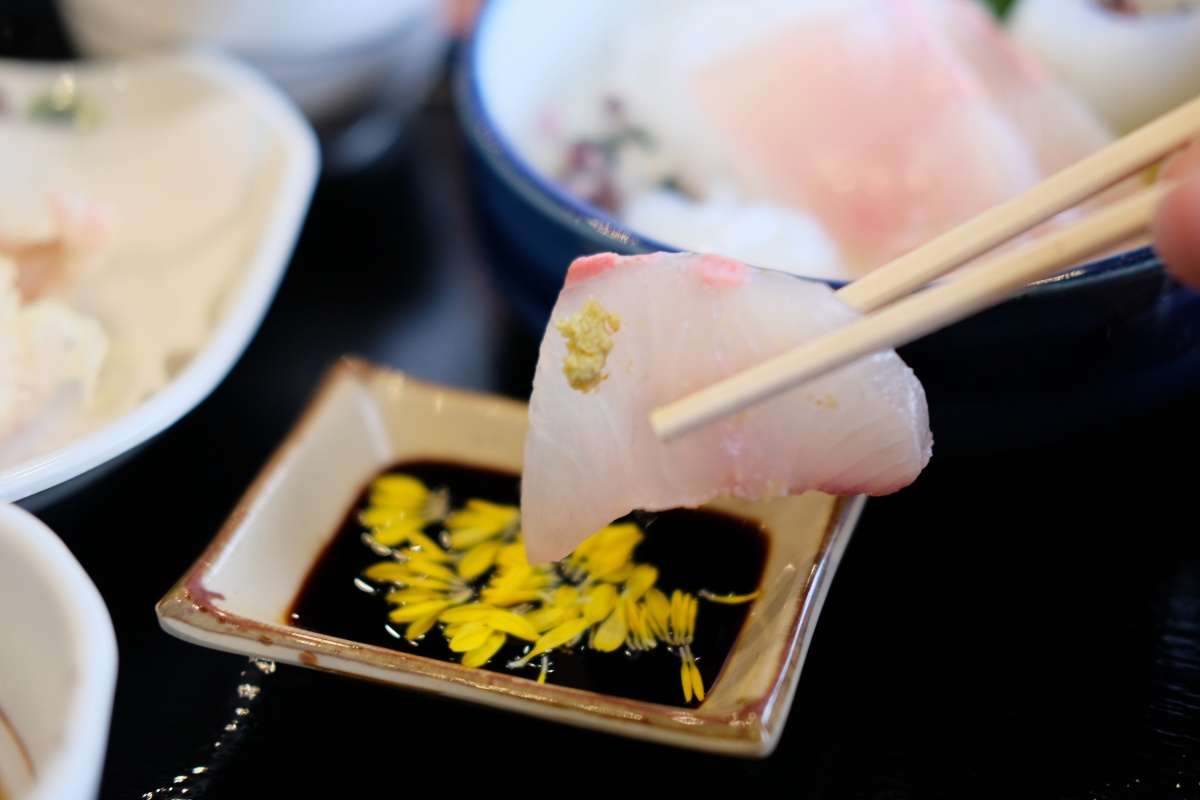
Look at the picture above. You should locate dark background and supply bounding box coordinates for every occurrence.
[4,2,1200,798]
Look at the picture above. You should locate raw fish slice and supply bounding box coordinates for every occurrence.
[688,0,1112,275]
[520,252,932,564]
[922,0,1113,177]
[1007,0,1200,135]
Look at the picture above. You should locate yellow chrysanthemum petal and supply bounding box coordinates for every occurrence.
[448,498,519,527]
[400,575,457,591]
[384,587,443,605]
[480,587,543,607]
[523,606,566,633]
[446,525,500,551]
[625,600,657,650]
[371,474,429,503]
[405,610,441,641]
[581,583,618,624]
[570,523,643,578]
[362,561,412,584]
[670,589,686,620]
[489,562,532,595]
[462,631,507,669]
[623,564,658,601]
[445,500,519,549]
[687,658,706,702]
[439,603,496,624]
[482,609,541,641]
[359,507,423,531]
[526,617,591,660]
[644,587,671,637]
[699,589,760,604]
[669,589,694,644]
[574,522,640,559]
[552,585,579,609]
[448,621,496,652]
[457,538,502,579]
[405,529,451,559]
[683,593,698,643]
[396,552,456,582]
[388,600,453,623]
[592,600,627,653]
[597,562,634,584]
[480,562,543,606]
[495,541,532,568]
[373,522,430,548]
[365,474,449,525]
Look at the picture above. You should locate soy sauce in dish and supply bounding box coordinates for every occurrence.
[288,460,768,707]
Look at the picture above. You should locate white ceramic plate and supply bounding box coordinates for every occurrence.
[0,47,319,506]
[0,503,117,800]
[157,357,866,758]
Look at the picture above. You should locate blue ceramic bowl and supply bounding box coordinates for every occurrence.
[454,0,1200,454]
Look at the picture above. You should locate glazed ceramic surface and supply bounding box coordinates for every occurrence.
[57,0,452,170]
[0,504,117,800]
[0,48,318,506]
[156,357,866,757]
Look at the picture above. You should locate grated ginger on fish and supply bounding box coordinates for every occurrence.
[555,297,620,393]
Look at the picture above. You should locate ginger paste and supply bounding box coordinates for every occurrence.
[555,297,620,393]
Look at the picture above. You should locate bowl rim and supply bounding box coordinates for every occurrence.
[452,1,678,256]
[0,503,117,800]
[0,47,320,507]
[454,0,1166,296]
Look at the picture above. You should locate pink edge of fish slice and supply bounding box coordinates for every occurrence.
[519,252,932,565]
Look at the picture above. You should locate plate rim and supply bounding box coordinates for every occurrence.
[0,45,320,503]
[156,357,865,758]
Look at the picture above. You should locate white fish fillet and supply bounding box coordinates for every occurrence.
[687,0,1114,276]
[520,252,932,564]
[1006,0,1200,135]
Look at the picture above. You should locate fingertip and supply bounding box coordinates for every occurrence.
[1160,136,1200,182]
[1152,170,1200,290]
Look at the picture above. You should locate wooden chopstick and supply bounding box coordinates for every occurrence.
[648,94,1200,443]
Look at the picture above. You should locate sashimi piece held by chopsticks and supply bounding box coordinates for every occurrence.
[520,94,1200,566]
[519,252,932,565]
[648,88,1198,445]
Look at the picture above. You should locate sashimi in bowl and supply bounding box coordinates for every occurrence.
[457,0,1200,453]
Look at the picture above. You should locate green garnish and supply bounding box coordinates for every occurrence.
[27,74,101,130]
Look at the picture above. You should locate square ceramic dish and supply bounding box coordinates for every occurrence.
[156,357,866,757]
